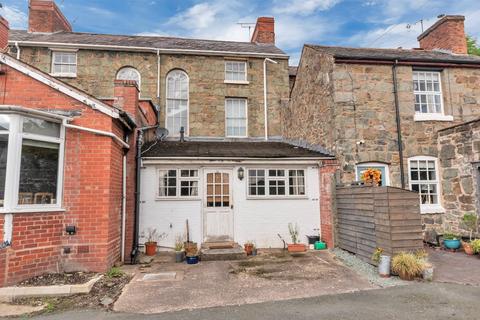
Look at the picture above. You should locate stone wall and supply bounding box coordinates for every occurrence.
[17,47,289,139]
[438,120,480,236]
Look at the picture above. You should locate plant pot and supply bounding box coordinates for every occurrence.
[244,244,254,255]
[184,242,198,256]
[145,242,157,256]
[287,243,306,252]
[378,255,391,278]
[444,239,461,250]
[186,255,199,264]
[252,248,257,256]
[398,270,415,281]
[306,235,320,245]
[462,242,474,255]
[175,251,185,263]
[422,264,434,281]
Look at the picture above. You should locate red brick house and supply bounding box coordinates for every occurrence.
[0,17,157,286]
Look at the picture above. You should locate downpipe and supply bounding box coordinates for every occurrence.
[392,60,406,188]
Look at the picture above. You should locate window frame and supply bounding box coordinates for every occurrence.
[355,162,390,186]
[116,67,141,90]
[156,168,200,200]
[51,50,78,78]
[165,70,189,137]
[225,98,248,138]
[247,168,307,199]
[408,156,444,214]
[0,113,65,213]
[224,60,248,84]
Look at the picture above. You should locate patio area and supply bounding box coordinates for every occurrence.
[114,250,375,314]
[427,247,480,286]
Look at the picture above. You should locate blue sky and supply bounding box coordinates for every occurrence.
[2,0,480,64]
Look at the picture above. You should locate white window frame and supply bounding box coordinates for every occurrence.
[225,98,248,138]
[116,67,141,90]
[51,49,78,78]
[0,113,65,213]
[412,71,453,122]
[408,156,444,214]
[165,70,189,137]
[156,168,200,200]
[224,60,249,84]
[355,162,390,186]
[247,168,307,199]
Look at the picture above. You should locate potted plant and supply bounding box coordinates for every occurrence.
[287,223,306,252]
[462,213,478,255]
[244,241,254,255]
[361,168,381,186]
[174,234,185,263]
[186,250,199,264]
[471,239,480,256]
[443,232,461,250]
[252,243,258,256]
[143,228,164,256]
[391,252,425,281]
[372,247,390,278]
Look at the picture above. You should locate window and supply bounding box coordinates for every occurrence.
[116,67,141,89]
[52,51,77,77]
[356,163,389,186]
[413,71,443,114]
[225,98,247,137]
[166,70,189,136]
[158,169,198,198]
[409,157,441,212]
[0,113,64,211]
[225,61,247,82]
[248,169,306,197]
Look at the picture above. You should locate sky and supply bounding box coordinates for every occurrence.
[1,0,480,65]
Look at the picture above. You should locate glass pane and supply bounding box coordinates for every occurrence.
[23,117,61,138]
[19,139,59,205]
[0,115,10,131]
[0,135,7,207]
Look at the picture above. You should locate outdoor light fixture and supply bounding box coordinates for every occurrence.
[238,167,245,181]
[65,225,76,235]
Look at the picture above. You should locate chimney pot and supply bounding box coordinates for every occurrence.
[251,17,275,45]
[417,15,467,54]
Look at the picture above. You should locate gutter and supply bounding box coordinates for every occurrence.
[335,58,480,68]
[392,60,406,189]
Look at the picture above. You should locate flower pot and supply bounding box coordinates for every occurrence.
[252,248,258,256]
[422,264,434,281]
[462,242,474,255]
[306,235,320,245]
[398,270,415,281]
[145,242,157,256]
[244,244,254,255]
[175,251,185,263]
[287,243,306,252]
[378,255,391,278]
[186,255,199,264]
[444,239,461,250]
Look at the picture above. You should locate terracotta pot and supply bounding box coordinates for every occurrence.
[145,242,157,256]
[287,243,306,252]
[398,270,415,281]
[244,244,254,255]
[463,242,474,255]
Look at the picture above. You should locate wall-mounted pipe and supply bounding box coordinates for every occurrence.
[392,60,406,188]
[263,58,278,141]
[63,123,130,149]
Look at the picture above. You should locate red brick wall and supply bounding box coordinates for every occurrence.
[418,15,467,54]
[0,64,130,286]
[251,17,275,44]
[0,17,9,52]
[28,0,72,33]
[319,159,339,249]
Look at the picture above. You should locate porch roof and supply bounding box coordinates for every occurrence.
[141,141,333,159]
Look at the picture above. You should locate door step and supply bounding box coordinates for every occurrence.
[200,242,246,261]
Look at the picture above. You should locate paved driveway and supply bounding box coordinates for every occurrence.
[428,247,480,286]
[114,250,374,314]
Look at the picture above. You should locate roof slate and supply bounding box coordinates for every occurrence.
[141,140,333,158]
[307,44,480,64]
[9,30,287,56]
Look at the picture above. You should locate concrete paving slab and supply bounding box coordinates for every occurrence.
[428,247,480,286]
[0,302,44,317]
[114,250,375,314]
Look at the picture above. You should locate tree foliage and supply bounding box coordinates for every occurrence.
[467,36,480,56]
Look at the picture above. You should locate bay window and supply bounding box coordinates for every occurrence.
[0,113,64,211]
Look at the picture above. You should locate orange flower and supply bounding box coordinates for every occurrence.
[361,168,382,186]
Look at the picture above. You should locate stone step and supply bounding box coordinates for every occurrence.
[200,243,246,261]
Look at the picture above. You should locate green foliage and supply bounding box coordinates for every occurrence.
[471,239,480,254]
[45,300,56,313]
[443,232,460,240]
[288,223,299,244]
[174,234,184,252]
[391,252,425,280]
[463,213,478,240]
[106,267,124,278]
[414,249,428,260]
[371,247,384,263]
[467,36,480,56]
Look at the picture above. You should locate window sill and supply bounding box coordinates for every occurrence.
[246,196,309,200]
[155,197,201,201]
[50,73,77,78]
[414,114,453,122]
[0,207,66,214]
[420,204,445,214]
[224,80,249,85]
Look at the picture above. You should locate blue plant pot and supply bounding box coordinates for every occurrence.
[186,256,199,264]
[444,239,461,249]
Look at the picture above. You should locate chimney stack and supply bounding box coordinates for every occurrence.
[0,16,9,53]
[113,80,140,120]
[417,15,467,54]
[28,0,72,33]
[251,17,275,44]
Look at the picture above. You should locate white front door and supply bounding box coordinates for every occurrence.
[204,170,233,242]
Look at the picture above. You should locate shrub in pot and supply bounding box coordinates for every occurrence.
[462,213,478,255]
[391,252,425,281]
[372,248,390,278]
[471,239,480,256]
[443,232,461,250]
[244,241,254,255]
[143,228,166,256]
[174,234,185,263]
[287,223,306,252]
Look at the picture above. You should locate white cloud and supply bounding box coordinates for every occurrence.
[167,3,218,30]
[276,15,336,50]
[0,5,27,29]
[273,0,341,15]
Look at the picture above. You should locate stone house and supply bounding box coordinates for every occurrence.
[0,15,157,286]
[287,15,480,235]
[4,1,338,259]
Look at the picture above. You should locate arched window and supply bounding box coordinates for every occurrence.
[166,70,189,136]
[355,162,390,186]
[116,67,141,89]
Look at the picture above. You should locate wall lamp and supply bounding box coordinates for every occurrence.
[238,167,245,181]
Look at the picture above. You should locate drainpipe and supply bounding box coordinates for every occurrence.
[263,58,278,141]
[156,49,161,102]
[392,60,406,188]
[120,148,127,263]
[14,42,20,60]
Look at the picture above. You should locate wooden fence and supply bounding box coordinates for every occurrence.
[336,185,423,264]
